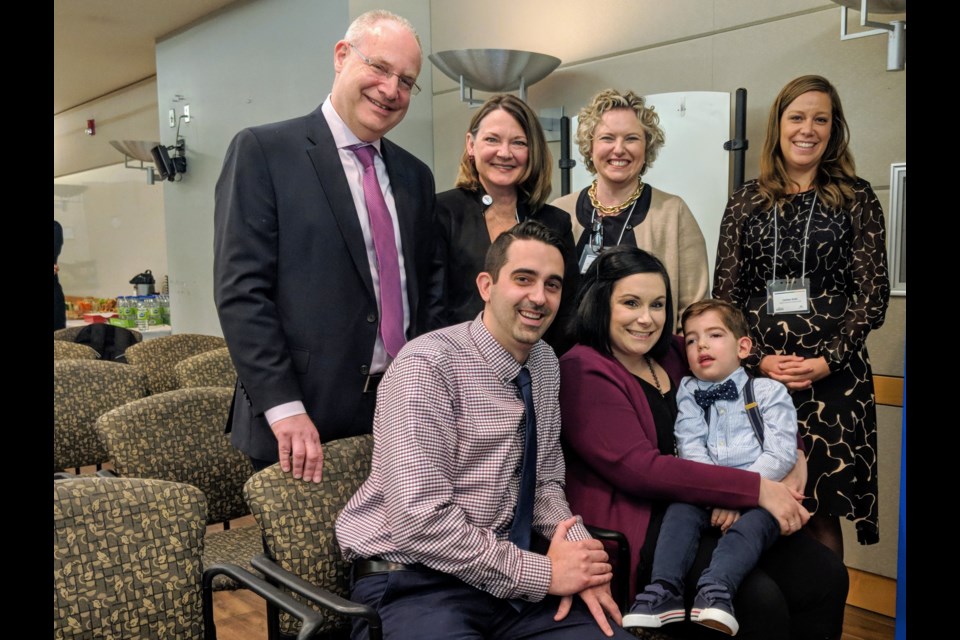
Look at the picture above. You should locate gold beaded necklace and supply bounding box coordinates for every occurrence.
[588,178,645,217]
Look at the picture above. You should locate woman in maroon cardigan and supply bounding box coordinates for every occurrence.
[559,245,847,639]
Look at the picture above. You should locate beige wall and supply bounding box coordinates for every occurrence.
[52,0,905,577]
[54,78,161,179]
[430,0,906,578]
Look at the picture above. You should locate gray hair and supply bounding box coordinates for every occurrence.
[344,9,421,51]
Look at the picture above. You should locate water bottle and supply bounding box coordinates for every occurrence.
[157,293,170,325]
[147,295,162,327]
[116,296,129,327]
[123,296,137,327]
[135,296,149,331]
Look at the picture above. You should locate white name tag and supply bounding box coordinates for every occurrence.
[766,278,811,314]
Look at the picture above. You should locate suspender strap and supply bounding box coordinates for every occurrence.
[743,377,765,446]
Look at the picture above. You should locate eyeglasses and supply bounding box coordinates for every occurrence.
[350,43,421,96]
[590,218,604,251]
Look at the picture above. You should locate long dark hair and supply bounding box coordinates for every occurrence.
[573,245,674,360]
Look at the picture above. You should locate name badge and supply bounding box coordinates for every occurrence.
[579,245,600,274]
[766,278,811,314]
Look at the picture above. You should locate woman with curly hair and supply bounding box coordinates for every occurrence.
[552,88,709,329]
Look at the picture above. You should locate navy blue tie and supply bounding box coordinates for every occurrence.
[511,367,537,552]
[694,379,739,411]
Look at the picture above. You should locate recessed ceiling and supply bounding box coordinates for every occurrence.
[54,0,239,115]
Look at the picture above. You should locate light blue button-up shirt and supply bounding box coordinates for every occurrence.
[675,367,797,480]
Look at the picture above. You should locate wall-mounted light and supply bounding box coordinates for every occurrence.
[429,49,561,106]
[109,136,187,184]
[109,140,161,185]
[832,0,906,71]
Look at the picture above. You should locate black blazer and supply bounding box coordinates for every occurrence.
[427,187,578,355]
[214,105,436,460]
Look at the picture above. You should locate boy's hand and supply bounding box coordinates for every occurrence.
[710,507,740,533]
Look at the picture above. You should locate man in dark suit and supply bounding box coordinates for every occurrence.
[214,9,435,482]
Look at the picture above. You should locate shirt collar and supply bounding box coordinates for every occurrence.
[321,95,383,154]
[695,366,748,391]
[469,312,542,385]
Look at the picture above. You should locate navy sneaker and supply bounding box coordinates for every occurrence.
[622,583,686,629]
[692,583,739,635]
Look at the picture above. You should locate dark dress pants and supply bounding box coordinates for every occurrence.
[349,565,634,640]
[644,529,848,640]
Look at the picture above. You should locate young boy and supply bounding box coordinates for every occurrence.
[622,300,799,636]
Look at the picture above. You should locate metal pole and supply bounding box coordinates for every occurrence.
[559,115,576,196]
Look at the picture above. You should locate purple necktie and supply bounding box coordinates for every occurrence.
[349,144,405,358]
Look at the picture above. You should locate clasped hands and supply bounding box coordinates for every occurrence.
[547,517,621,636]
[759,354,830,390]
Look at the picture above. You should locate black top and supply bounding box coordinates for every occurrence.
[428,187,580,355]
[54,220,64,265]
[572,183,653,257]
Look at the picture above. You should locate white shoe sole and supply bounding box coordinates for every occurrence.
[622,609,685,629]
[695,607,739,635]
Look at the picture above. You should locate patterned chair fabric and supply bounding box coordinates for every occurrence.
[95,386,257,590]
[53,326,86,342]
[53,341,100,361]
[174,346,237,389]
[124,333,227,394]
[244,434,374,636]
[53,359,147,471]
[54,476,208,639]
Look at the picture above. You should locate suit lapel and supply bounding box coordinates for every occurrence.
[305,111,375,299]
[382,139,420,333]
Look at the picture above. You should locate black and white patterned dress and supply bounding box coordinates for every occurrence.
[713,178,889,544]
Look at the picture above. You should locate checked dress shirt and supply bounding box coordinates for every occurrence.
[336,315,592,602]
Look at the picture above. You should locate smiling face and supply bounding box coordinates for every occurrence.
[778,90,833,186]
[608,272,667,368]
[477,238,564,362]
[683,309,752,383]
[591,108,647,188]
[330,19,421,141]
[466,108,530,196]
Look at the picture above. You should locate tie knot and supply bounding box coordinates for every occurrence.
[513,367,531,390]
[348,143,377,169]
[694,379,739,411]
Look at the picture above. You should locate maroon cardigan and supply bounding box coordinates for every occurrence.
[559,337,761,599]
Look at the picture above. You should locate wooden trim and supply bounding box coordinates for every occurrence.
[873,375,904,407]
[846,567,896,618]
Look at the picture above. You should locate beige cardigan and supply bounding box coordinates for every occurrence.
[552,186,709,328]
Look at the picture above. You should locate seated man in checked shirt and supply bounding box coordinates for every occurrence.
[336,220,632,639]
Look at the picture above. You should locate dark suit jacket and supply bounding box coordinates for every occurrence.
[214,105,436,461]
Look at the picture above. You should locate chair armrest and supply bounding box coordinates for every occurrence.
[96,469,120,478]
[586,525,631,613]
[202,562,325,640]
[250,553,383,640]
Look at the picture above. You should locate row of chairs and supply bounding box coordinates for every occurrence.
[56,426,654,640]
[53,328,236,393]
[54,474,329,640]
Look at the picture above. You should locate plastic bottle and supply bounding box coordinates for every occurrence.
[116,296,128,327]
[147,295,163,327]
[123,296,137,327]
[158,293,170,325]
[135,296,149,331]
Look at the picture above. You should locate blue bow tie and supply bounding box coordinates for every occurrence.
[694,379,739,411]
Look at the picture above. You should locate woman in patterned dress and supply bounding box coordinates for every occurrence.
[712,75,889,557]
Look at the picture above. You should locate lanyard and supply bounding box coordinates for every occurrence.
[771,192,818,282]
